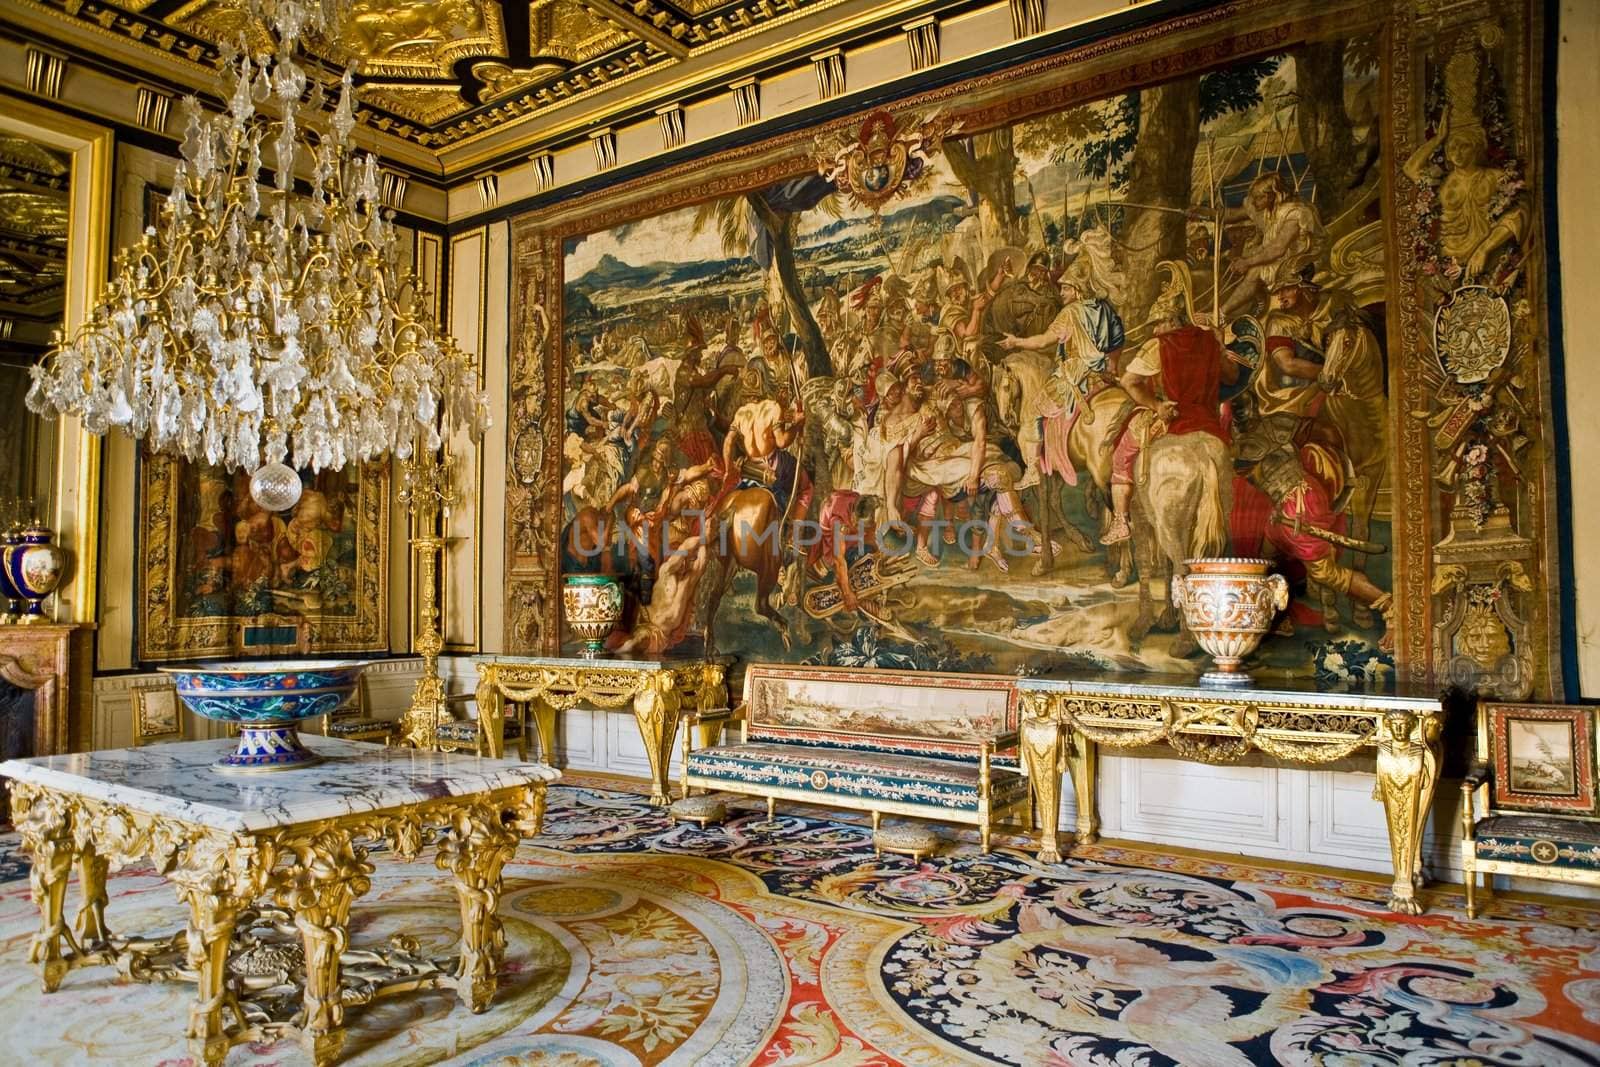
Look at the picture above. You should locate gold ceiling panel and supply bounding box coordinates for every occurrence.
[0,139,68,319]
[167,0,276,55]
[473,60,571,103]
[0,188,69,239]
[331,0,506,80]
[358,85,472,126]
[0,136,70,182]
[14,0,871,163]
[533,0,630,65]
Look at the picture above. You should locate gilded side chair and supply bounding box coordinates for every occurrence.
[1461,701,1600,916]
[435,692,530,758]
[321,672,399,745]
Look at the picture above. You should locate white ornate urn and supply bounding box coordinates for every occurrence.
[1171,557,1290,685]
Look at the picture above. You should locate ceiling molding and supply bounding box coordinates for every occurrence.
[436,0,1213,232]
[5,0,941,178]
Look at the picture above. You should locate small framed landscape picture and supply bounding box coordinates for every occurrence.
[1487,703,1597,816]
[131,684,184,746]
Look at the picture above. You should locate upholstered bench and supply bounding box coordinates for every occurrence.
[681,665,1029,851]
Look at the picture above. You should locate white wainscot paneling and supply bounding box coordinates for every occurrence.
[1101,754,1292,855]
[556,706,601,769]
[92,658,424,749]
[469,703,680,782]
[356,658,425,720]
[604,708,683,781]
[1048,757,1587,900]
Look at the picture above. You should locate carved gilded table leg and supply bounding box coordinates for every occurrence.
[525,782,548,838]
[1067,730,1100,845]
[1020,711,1064,864]
[633,671,682,806]
[275,829,375,1065]
[1373,709,1445,915]
[530,693,559,767]
[476,667,507,759]
[691,663,730,753]
[438,803,522,1012]
[75,844,111,945]
[169,835,275,1067]
[12,783,75,992]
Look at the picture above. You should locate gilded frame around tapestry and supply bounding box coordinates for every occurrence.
[504,0,1563,699]
[136,449,390,662]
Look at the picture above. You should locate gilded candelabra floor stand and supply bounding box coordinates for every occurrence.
[399,454,453,751]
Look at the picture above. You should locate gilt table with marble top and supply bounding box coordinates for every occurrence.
[473,652,729,806]
[1014,670,1464,915]
[1,735,560,1067]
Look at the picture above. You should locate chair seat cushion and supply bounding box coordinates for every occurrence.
[436,719,525,742]
[327,717,396,738]
[686,742,1028,812]
[1474,813,1600,872]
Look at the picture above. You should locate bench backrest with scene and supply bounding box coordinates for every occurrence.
[740,664,1021,766]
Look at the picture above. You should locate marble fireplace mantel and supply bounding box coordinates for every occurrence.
[0,624,93,757]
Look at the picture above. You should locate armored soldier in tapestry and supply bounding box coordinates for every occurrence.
[508,0,1562,695]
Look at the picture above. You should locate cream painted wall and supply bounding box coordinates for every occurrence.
[1558,0,1599,697]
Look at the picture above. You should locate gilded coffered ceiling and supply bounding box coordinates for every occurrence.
[0,135,69,323]
[8,0,876,171]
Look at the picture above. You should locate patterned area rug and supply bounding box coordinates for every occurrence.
[1,783,1597,1065]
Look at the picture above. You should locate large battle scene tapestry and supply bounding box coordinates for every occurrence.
[138,453,389,662]
[507,0,1562,698]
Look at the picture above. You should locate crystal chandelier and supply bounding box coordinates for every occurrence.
[25,0,488,510]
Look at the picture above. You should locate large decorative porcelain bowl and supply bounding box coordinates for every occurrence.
[1170,558,1290,686]
[161,660,368,772]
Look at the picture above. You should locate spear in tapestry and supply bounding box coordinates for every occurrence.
[1208,137,1222,330]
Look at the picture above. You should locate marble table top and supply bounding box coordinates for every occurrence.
[0,736,560,834]
[1012,669,1447,710]
[474,652,728,671]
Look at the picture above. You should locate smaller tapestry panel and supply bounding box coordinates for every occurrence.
[745,667,1018,746]
[137,451,389,662]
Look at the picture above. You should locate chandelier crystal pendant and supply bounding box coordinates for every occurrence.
[25,0,488,509]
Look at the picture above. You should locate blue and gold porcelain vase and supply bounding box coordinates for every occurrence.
[2,521,66,625]
[0,519,22,624]
[162,660,368,771]
[562,574,623,657]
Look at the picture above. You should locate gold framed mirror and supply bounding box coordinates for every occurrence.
[0,99,111,623]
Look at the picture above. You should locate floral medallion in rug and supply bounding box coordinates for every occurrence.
[0,785,1596,1065]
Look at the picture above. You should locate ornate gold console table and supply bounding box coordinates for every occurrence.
[1014,673,1459,915]
[2,736,559,1066]
[474,654,728,806]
